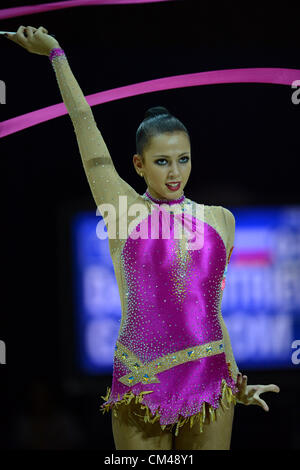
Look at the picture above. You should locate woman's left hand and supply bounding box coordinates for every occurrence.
[235,373,280,411]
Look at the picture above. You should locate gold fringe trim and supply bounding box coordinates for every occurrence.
[100,379,237,437]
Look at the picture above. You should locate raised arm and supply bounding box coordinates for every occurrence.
[50,49,140,220]
[5,25,140,228]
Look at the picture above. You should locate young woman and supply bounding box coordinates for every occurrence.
[5,25,280,451]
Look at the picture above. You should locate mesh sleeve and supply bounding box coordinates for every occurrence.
[50,51,140,225]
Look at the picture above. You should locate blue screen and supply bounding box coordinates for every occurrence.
[71,205,300,374]
[71,212,122,374]
[222,205,300,369]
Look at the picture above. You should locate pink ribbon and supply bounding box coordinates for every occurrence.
[1,68,299,138]
[0,0,174,20]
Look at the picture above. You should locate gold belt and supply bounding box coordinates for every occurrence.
[115,339,224,387]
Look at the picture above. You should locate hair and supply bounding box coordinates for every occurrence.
[136,106,190,161]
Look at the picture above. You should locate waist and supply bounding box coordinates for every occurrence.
[115,339,225,387]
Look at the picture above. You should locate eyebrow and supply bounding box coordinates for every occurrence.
[152,152,190,158]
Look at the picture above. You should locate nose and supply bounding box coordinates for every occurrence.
[168,161,181,179]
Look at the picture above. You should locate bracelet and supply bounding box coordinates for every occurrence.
[49,47,66,62]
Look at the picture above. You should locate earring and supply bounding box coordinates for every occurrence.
[140,173,143,177]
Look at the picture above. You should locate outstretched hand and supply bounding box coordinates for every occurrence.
[235,372,280,411]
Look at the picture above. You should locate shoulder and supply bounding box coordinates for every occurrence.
[210,205,235,237]
[209,204,234,221]
[221,207,235,231]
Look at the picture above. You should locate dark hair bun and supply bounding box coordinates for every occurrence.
[144,106,171,120]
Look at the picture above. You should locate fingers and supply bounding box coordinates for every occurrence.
[4,25,23,43]
[238,377,280,394]
[6,25,47,42]
[257,397,269,412]
[264,384,280,393]
[252,389,269,411]
[15,25,27,46]
[237,373,247,390]
[6,25,28,46]
[255,384,280,394]
[36,26,48,34]
[253,384,280,412]
[26,26,35,39]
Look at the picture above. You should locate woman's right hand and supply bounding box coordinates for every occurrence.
[5,25,60,56]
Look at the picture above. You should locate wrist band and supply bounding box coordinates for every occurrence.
[49,47,66,62]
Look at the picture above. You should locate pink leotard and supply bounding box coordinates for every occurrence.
[100,193,239,436]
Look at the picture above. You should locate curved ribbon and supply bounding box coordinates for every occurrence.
[1,67,300,138]
[0,0,174,20]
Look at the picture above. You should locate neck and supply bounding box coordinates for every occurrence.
[145,189,185,205]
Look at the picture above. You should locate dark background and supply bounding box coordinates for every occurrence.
[0,0,299,450]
